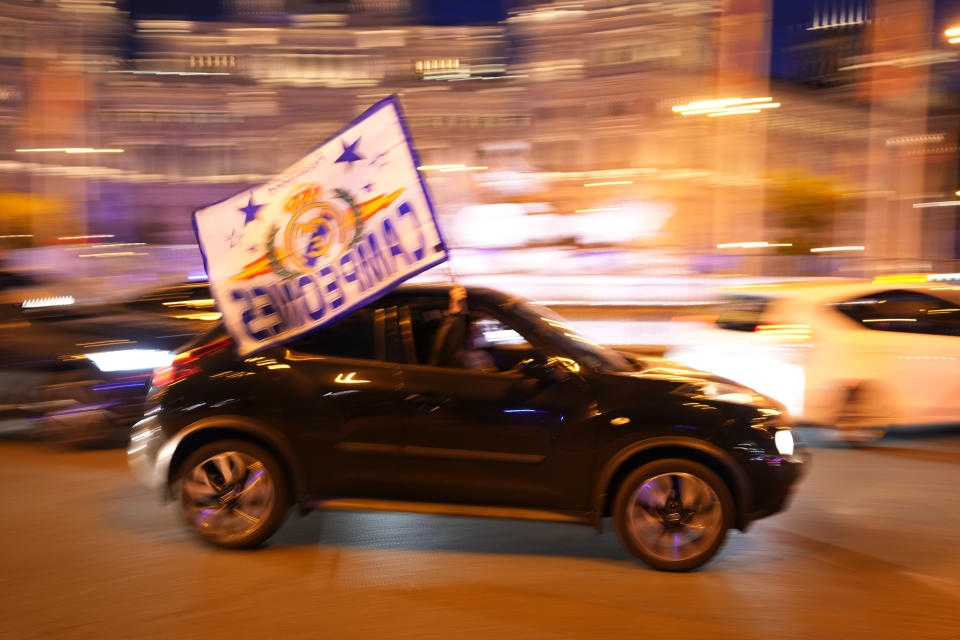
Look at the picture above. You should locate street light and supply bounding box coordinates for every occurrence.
[947,26,960,44]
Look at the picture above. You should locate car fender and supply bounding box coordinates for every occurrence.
[157,414,307,503]
[591,435,751,532]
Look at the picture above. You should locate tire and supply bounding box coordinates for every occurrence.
[173,439,290,549]
[614,458,734,571]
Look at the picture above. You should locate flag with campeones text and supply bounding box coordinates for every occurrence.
[193,95,447,356]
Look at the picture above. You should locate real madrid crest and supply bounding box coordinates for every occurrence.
[264,184,365,280]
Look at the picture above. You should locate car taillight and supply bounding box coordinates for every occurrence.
[151,336,233,389]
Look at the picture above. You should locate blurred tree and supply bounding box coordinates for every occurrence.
[765,169,846,254]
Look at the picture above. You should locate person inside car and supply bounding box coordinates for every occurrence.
[428,285,496,371]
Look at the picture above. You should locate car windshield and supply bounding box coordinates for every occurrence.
[126,284,217,315]
[513,301,634,372]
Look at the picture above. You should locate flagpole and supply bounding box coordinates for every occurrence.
[443,254,459,284]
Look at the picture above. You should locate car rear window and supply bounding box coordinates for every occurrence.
[714,295,770,332]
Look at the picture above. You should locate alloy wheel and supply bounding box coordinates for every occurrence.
[181,450,276,542]
[625,472,723,563]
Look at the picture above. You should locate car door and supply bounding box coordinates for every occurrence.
[831,288,960,424]
[394,299,598,511]
[272,305,409,497]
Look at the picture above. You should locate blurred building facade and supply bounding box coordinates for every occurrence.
[0,0,957,275]
[0,0,126,248]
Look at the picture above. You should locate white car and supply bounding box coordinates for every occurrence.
[667,280,960,437]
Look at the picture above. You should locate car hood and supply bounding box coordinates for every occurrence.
[609,355,789,414]
[615,354,747,386]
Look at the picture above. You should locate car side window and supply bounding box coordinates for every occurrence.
[834,289,960,337]
[466,313,535,371]
[404,302,535,372]
[289,308,379,359]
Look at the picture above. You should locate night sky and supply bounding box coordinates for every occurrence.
[124,0,509,24]
[124,0,221,21]
[422,0,507,25]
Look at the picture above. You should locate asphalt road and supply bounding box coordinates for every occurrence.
[1,429,959,640]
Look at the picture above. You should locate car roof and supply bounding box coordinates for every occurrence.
[383,283,514,306]
[174,280,514,306]
[720,280,960,304]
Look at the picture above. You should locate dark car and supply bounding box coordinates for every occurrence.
[0,281,218,443]
[128,284,806,571]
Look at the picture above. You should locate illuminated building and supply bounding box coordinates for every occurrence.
[0,0,955,275]
[0,0,126,244]
[509,0,958,270]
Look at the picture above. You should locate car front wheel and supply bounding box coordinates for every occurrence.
[614,458,733,571]
[174,440,290,549]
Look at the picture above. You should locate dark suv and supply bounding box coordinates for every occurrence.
[129,284,806,570]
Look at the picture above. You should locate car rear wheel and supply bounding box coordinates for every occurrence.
[614,459,733,571]
[175,440,290,549]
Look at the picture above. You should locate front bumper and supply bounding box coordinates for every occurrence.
[0,368,150,436]
[741,441,809,527]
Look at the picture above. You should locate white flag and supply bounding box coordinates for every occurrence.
[193,95,447,356]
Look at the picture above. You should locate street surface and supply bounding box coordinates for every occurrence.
[1,429,959,639]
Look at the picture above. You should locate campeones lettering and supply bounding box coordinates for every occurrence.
[227,195,435,342]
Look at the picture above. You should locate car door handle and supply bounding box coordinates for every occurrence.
[404,393,448,412]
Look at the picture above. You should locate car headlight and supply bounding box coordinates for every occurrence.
[22,295,75,309]
[675,381,768,406]
[85,349,174,372]
[774,429,795,456]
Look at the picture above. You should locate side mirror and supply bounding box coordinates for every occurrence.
[519,352,570,383]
